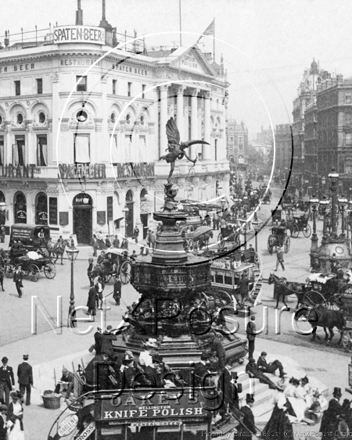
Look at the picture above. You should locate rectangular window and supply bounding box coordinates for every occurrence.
[125,134,133,161]
[13,135,25,166]
[36,78,43,94]
[36,134,48,166]
[49,197,58,225]
[346,113,352,126]
[128,82,132,97]
[14,81,21,96]
[107,196,113,222]
[112,79,117,95]
[0,136,3,166]
[74,134,90,164]
[215,139,218,161]
[215,274,223,284]
[346,133,352,146]
[142,84,146,98]
[76,76,87,92]
[110,134,119,164]
[346,94,352,104]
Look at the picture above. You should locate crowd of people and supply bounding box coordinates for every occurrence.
[0,355,33,440]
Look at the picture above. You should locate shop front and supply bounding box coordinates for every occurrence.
[95,388,212,440]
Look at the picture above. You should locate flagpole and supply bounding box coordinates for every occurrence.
[213,18,215,62]
[179,0,182,46]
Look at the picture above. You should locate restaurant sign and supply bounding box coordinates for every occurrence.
[59,164,106,179]
[116,163,155,179]
[98,391,209,422]
[0,164,40,179]
[53,26,105,45]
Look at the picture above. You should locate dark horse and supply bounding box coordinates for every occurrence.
[307,305,345,344]
[45,239,69,264]
[268,273,306,310]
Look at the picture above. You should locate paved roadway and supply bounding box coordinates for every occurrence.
[0,182,351,439]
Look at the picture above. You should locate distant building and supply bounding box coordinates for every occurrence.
[226,119,248,179]
[275,124,291,173]
[250,126,273,163]
[304,98,318,191]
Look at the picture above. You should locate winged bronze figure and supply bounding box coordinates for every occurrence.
[159,117,210,182]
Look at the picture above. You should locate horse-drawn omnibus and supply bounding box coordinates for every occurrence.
[9,224,51,250]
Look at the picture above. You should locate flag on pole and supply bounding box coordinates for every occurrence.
[197,19,215,43]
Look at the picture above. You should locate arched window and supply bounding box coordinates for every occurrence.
[35,192,48,225]
[14,192,27,224]
[126,190,133,202]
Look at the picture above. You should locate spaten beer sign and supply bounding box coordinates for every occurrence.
[53,26,105,45]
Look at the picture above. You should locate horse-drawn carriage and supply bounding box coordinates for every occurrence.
[217,223,241,250]
[286,214,311,238]
[5,250,56,282]
[90,248,132,285]
[184,225,213,251]
[267,225,290,254]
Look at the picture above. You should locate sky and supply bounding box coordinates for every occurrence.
[1,0,352,139]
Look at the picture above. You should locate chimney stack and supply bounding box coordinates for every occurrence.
[76,0,83,25]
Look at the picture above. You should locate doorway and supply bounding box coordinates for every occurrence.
[73,193,92,244]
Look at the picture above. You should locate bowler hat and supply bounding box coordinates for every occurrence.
[248,358,255,364]
[23,355,29,360]
[333,387,342,397]
[246,393,255,403]
[1,357,8,363]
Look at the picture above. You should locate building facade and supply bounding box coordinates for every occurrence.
[274,124,291,174]
[226,119,248,179]
[0,1,230,243]
[316,74,352,193]
[292,59,331,190]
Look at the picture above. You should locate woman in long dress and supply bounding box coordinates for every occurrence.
[7,391,25,440]
[284,377,306,421]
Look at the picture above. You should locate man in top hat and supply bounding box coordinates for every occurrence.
[246,315,257,360]
[234,394,256,439]
[320,387,343,440]
[193,352,214,388]
[0,357,15,406]
[17,355,33,406]
[245,358,277,390]
[13,265,24,298]
[101,326,117,358]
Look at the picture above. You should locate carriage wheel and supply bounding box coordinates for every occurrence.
[217,233,225,250]
[302,290,325,307]
[29,264,40,282]
[342,330,352,352]
[5,264,15,279]
[103,273,112,284]
[120,261,132,284]
[302,223,312,238]
[291,224,299,238]
[284,236,290,253]
[267,235,275,254]
[44,263,56,279]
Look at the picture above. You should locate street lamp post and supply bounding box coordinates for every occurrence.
[328,168,339,238]
[338,195,348,237]
[321,177,326,196]
[66,246,80,328]
[252,220,262,253]
[310,195,320,253]
[319,197,330,240]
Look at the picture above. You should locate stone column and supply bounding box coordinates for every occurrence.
[176,86,185,140]
[204,91,211,160]
[159,85,169,157]
[190,89,199,158]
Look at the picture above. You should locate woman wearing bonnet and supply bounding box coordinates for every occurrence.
[7,390,25,440]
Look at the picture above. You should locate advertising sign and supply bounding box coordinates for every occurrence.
[58,414,78,437]
[98,391,210,422]
[53,26,105,45]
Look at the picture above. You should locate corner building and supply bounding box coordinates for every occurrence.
[0,3,229,243]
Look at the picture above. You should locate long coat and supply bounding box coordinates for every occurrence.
[235,405,256,439]
[0,365,15,389]
[17,362,33,385]
[320,398,343,440]
[87,286,97,310]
